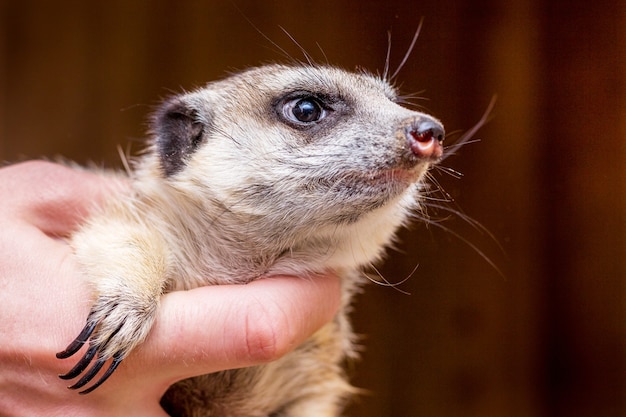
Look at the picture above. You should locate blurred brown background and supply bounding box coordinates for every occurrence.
[1,1,624,416]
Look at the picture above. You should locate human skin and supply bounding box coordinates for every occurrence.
[0,161,341,417]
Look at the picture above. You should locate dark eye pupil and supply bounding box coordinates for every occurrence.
[292,99,321,123]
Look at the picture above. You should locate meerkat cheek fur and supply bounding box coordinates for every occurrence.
[56,64,445,416]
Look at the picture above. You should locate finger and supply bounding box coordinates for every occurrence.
[133,273,341,389]
[0,161,126,236]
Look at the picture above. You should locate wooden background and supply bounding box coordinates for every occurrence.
[1,1,624,416]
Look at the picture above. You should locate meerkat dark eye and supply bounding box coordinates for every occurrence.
[292,99,321,122]
[282,97,327,125]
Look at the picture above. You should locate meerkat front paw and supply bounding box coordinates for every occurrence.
[57,292,159,394]
[58,216,169,393]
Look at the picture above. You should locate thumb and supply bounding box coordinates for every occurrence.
[132,273,341,392]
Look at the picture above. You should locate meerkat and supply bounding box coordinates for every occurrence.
[56,63,449,416]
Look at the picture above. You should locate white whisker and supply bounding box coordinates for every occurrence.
[390,18,425,81]
[362,264,413,295]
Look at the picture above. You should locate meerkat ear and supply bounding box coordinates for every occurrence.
[153,97,207,176]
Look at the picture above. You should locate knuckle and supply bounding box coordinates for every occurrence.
[242,299,294,364]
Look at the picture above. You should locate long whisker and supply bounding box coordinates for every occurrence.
[383,30,393,81]
[362,264,413,296]
[279,26,316,66]
[420,214,505,278]
[234,7,301,65]
[423,172,455,201]
[433,165,465,179]
[422,202,497,241]
[442,96,497,161]
[390,18,425,81]
[316,42,330,66]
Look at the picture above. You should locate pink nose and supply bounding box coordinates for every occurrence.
[407,120,444,159]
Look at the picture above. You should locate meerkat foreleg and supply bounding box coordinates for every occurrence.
[57,216,169,394]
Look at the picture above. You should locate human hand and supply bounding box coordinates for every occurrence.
[0,161,341,417]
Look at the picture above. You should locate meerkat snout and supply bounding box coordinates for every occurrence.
[403,117,445,160]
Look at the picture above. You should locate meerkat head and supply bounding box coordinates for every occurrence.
[147,64,444,233]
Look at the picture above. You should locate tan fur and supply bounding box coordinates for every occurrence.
[64,64,444,416]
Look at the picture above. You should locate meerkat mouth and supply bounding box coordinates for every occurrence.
[331,165,428,196]
[364,168,423,185]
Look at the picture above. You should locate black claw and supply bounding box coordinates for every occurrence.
[58,314,127,394]
[78,355,124,395]
[68,358,106,390]
[59,343,98,380]
[96,322,124,355]
[56,320,97,359]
